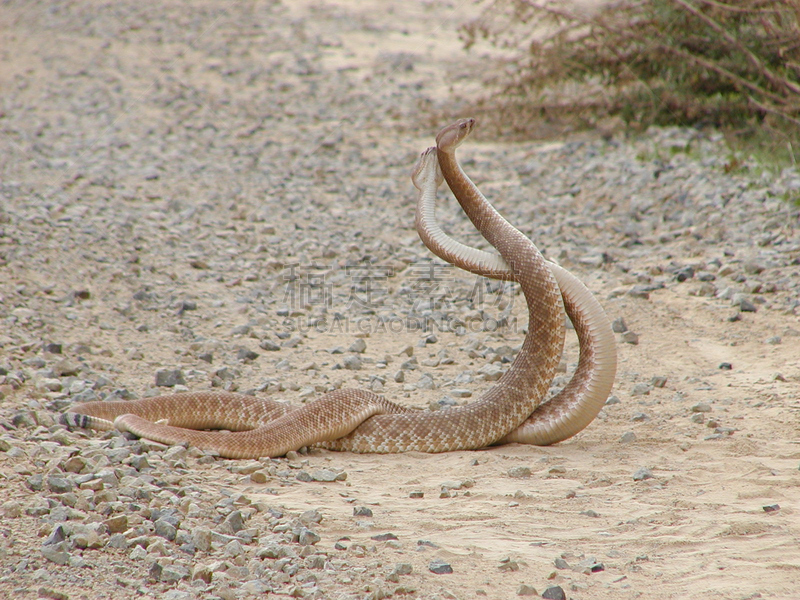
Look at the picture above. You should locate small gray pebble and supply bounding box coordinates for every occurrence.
[298,528,320,545]
[428,559,452,574]
[259,339,281,351]
[508,466,531,479]
[349,338,367,353]
[154,519,177,541]
[343,355,362,370]
[47,476,74,494]
[650,376,668,388]
[542,585,566,600]
[155,369,185,387]
[237,348,259,362]
[621,330,639,344]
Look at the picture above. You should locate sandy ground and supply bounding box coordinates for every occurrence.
[1,1,800,599]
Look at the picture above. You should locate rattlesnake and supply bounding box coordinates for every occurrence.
[60,120,615,458]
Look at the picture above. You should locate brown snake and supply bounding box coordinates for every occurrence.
[420,118,616,444]
[60,120,614,458]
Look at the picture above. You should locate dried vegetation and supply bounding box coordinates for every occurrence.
[461,0,800,162]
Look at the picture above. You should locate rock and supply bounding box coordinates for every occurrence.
[72,525,103,549]
[250,471,268,484]
[343,355,362,370]
[41,543,70,565]
[611,317,628,333]
[631,383,651,396]
[428,559,453,574]
[621,331,640,344]
[477,364,503,381]
[155,369,185,387]
[497,557,520,572]
[554,557,570,569]
[259,339,281,351]
[282,336,302,348]
[192,527,213,552]
[508,466,531,478]
[155,519,177,541]
[349,338,367,353]
[736,296,757,312]
[298,528,320,545]
[129,455,151,471]
[237,347,259,361]
[257,543,289,559]
[224,539,244,557]
[222,510,245,533]
[47,475,74,494]
[299,510,323,525]
[62,456,88,474]
[650,376,668,388]
[541,586,566,600]
[633,467,654,481]
[38,378,63,392]
[416,373,436,390]
[311,468,346,482]
[2,501,22,518]
[763,504,780,513]
[393,563,413,576]
[353,506,373,517]
[517,584,537,596]
[691,403,712,413]
[576,557,605,573]
[674,265,695,281]
[620,431,637,443]
[743,260,765,274]
[53,359,82,377]
[627,285,651,299]
[107,534,129,549]
[160,564,190,582]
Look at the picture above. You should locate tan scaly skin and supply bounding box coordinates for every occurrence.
[61,121,567,458]
[415,118,617,444]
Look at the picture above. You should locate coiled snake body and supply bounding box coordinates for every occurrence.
[61,120,616,458]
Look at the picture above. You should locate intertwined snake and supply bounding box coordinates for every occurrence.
[60,120,616,458]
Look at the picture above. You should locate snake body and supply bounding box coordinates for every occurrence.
[420,118,616,444]
[60,120,614,458]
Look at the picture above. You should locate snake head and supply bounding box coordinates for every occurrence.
[411,146,443,190]
[435,118,476,151]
